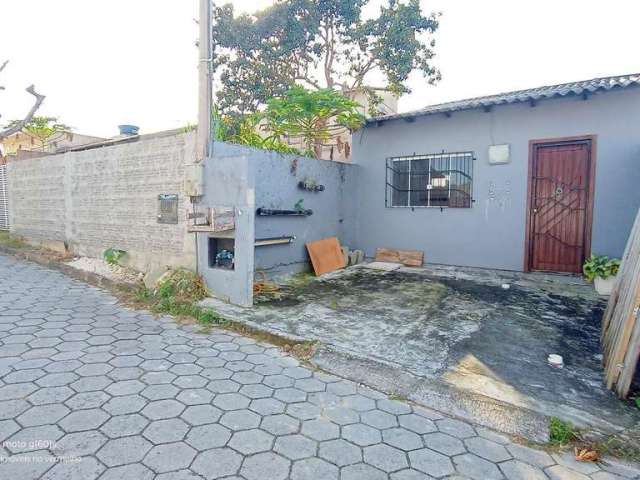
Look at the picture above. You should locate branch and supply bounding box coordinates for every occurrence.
[295,76,322,90]
[0,60,8,91]
[350,57,377,90]
[0,84,46,141]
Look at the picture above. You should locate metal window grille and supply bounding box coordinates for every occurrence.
[0,165,8,230]
[386,152,474,208]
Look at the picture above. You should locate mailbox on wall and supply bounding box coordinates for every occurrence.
[157,194,179,224]
[187,206,235,232]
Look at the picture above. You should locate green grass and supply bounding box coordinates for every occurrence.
[549,417,576,445]
[0,231,26,249]
[133,269,225,327]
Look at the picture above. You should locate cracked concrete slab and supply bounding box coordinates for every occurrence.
[202,264,640,437]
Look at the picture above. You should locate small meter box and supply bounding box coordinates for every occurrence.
[157,194,179,224]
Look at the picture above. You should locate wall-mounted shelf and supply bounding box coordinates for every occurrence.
[255,236,295,247]
[256,208,313,217]
[298,181,325,192]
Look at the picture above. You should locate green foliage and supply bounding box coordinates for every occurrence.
[583,255,621,282]
[0,231,26,249]
[140,269,223,326]
[294,199,305,211]
[549,417,576,445]
[213,87,364,158]
[180,123,197,134]
[7,116,71,150]
[264,86,365,157]
[212,0,440,114]
[103,248,126,266]
[156,269,209,302]
[213,110,299,155]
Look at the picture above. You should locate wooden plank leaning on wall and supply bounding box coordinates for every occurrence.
[602,207,640,398]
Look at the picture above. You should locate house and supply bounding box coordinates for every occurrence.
[351,73,640,274]
[0,130,105,157]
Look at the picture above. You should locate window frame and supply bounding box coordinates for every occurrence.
[385,151,475,209]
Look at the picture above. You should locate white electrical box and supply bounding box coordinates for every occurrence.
[488,144,510,165]
[183,163,204,196]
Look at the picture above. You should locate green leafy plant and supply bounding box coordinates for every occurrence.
[264,86,366,157]
[145,269,222,325]
[294,199,305,211]
[103,248,126,266]
[583,255,621,282]
[6,115,71,151]
[213,110,299,155]
[180,123,197,134]
[549,417,576,445]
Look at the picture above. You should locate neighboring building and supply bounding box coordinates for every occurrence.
[0,130,105,157]
[351,73,640,274]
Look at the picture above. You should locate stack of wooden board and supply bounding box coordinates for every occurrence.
[375,248,424,267]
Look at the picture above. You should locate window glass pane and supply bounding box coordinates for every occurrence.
[409,158,429,207]
[387,152,473,208]
[429,154,450,207]
[391,159,409,206]
[449,153,472,208]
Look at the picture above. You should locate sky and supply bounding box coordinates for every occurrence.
[0,0,638,138]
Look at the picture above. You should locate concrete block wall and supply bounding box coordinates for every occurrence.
[8,130,197,272]
[8,154,67,243]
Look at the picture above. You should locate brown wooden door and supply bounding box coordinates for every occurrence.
[528,140,593,273]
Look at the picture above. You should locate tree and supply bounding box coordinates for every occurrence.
[5,116,71,151]
[212,0,440,114]
[0,60,45,141]
[213,110,300,155]
[264,86,365,157]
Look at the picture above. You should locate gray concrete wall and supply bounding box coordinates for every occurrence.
[351,87,640,271]
[8,131,197,271]
[196,142,357,305]
[251,148,357,277]
[196,143,256,307]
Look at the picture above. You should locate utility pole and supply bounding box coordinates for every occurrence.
[196,0,213,162]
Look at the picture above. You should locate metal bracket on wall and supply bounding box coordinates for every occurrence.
[255,236,295,247]
[256,208,313,217]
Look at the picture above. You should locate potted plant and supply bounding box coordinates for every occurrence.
[583,254,621,295]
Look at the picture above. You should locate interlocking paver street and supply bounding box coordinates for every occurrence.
[0,253,638,479]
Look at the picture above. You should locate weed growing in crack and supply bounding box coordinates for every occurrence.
[133,269,224,326]
[549,417,576,445]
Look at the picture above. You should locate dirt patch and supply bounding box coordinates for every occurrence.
[66,257,142,284]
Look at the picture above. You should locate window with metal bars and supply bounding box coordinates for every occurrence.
[386,152,474,208]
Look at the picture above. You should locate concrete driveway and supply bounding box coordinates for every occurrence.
[0,254,638,479]
[205,264,640,436]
